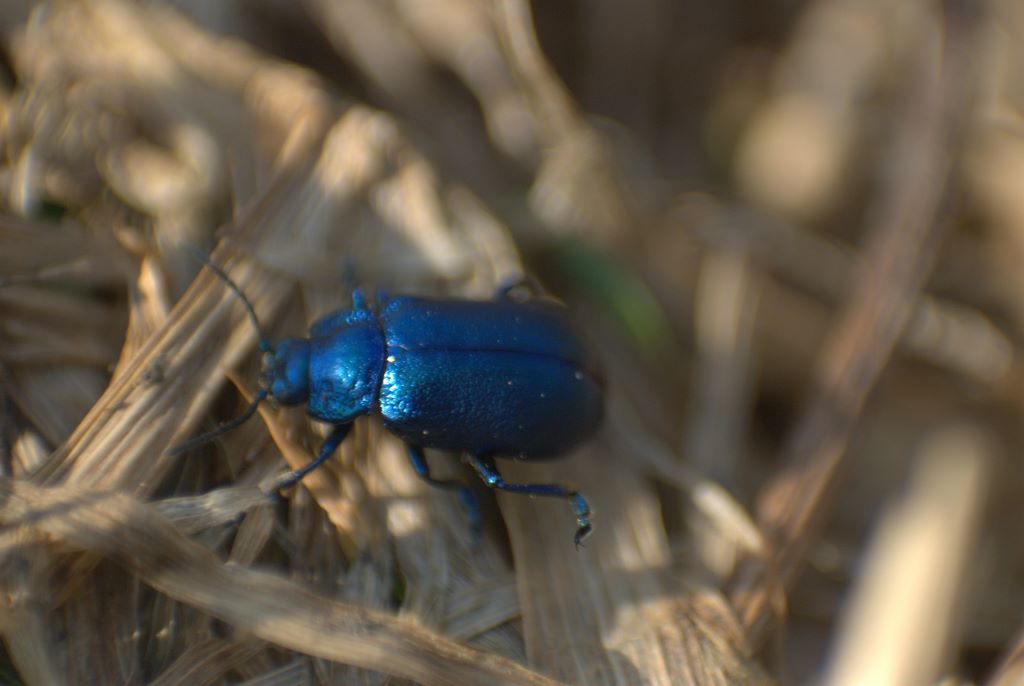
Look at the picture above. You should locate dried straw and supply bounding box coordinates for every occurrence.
[2,0,1024,684]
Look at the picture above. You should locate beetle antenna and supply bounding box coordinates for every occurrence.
[167,388,269,456]
[170,250,277,456]
[188,248,274,353]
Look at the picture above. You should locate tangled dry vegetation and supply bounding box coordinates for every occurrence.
[1,1,1024,684]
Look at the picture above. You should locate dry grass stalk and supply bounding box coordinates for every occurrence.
[0,477,560,686]
[729,2,984,644]
[822,423,991,686]
[3,0,1024,684]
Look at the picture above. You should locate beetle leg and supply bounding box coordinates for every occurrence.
[274,423,352,491]
[406,445,481,539]
[467,454,592,548]
[351,288,369,311]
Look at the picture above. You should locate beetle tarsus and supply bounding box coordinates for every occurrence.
[570,493,592,549]
[573,523,593,549]
[467,454,593,547]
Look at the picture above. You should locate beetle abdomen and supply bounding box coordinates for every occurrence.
[378,296,602,457]
[379,348,602,457]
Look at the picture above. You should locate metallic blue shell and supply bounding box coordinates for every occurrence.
[306,308,385,423]
[279,294,602,458]
[377,296,603,457]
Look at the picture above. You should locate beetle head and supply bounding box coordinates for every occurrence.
[260,337,311,406]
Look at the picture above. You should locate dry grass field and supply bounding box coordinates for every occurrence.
[1,1,1023,684]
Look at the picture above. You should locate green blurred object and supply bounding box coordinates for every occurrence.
[547,240,674,358]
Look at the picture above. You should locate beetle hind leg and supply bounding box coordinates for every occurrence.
[467,454,592,548]
[406,445,482,540]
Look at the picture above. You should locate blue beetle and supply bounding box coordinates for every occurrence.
[172,259,603,545]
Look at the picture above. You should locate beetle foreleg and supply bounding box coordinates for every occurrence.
[467,454,592,548]
[406,445,481,540]
[275,423,352,490]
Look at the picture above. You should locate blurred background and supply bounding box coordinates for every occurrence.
[1,0,1022,684]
